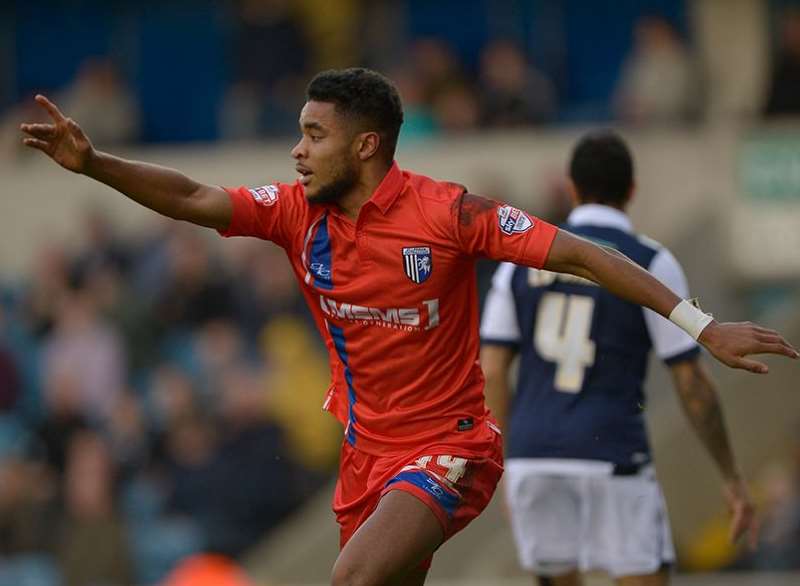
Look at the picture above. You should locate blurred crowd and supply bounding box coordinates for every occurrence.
[5,1,800,154]
[3,1,800,584]
[11,1,800,153]
[0,210,343,585]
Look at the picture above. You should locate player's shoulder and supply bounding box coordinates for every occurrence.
[399,169,467,238]
[402,169,465,204]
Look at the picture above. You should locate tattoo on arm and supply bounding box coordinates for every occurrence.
[673,360,738,479]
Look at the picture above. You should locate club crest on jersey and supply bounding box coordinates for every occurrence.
[402,247,432,284]
[497,205,533,235]
[248,184,279,207]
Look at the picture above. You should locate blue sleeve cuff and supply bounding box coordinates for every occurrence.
[663,345,701,366]
[480,338,520,351]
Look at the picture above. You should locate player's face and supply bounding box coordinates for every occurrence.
[292,100,359,204]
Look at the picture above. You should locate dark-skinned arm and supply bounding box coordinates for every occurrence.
[20,95,231,230]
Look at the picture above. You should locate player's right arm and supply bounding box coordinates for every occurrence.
[670,358,758,548]
[20,95,231,230]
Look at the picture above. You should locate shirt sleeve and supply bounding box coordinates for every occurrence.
[217,182,305,250]
[643,246,701,364]
[480,262,522,347]
[452,192,558,268]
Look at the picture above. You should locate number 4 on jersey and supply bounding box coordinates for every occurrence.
[534,292,596,393]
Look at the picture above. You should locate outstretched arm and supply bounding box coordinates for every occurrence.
[20,95,231,230]
[670,358,757,547]
[544,229,798,373]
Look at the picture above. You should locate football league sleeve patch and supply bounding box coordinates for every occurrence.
[217,182,302,249]
[453,193,558,268]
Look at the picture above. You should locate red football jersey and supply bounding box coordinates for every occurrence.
[220,163,557,456]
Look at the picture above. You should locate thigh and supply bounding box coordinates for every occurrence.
[331,490,442,586]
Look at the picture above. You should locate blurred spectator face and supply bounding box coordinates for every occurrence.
[167,416,215,468]
[411,39,460,86]
[44,366,84,417]
[195,319,244,374]
[218,366,267,428]
[0,457,27,508]
[150,365,197,427]
[291,100,359,204]
[108,393,145,444]
[782,10,800,58]
[432,84,480,132]
[73,58,124,98]
[390,66,427,108]
[635,16,679,53]
[167,228,212,285]
[64,432,114,518]
[481,41,528,91]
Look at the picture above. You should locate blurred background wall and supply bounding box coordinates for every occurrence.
[1,1,800,585]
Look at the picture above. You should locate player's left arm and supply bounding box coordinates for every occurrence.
[543,228,799,373]
[670,357,758,548]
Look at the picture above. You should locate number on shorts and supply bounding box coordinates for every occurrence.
[533,292,596,393]
[415,455,468,483]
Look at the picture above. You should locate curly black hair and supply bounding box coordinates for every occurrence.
[569,130,634,206]
[307,68,404,163]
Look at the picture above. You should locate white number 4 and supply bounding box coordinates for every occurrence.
[534,292,596,393]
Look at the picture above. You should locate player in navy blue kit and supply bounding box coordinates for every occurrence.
[480,131,759,586]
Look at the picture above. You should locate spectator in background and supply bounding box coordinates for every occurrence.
[479,40,557,128]
[56,431,135,586]
[22,243,71,339]
[34,368,90,479]
[221,239,309,341]
[41,288,126,422]
[57,58,139,146]
[410,38,467,106]
[765,7,800,117]
[221,0,309,138]
[389,65,438,142]
[431,82,481,133]
[154,228,237,332]
[732,432,800,570]
[262,315,341,471]
[614,15,700,126]
[0,456,56,557]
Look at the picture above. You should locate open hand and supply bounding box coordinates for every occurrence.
[20,95,94,173]
[723,478,758,549]
[699,321,799,374]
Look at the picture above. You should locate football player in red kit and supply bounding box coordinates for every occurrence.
[21,68,797,586]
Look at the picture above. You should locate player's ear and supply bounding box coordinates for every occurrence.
[625,182,636,207]
[566,178,581,208]
[355,131,380,161]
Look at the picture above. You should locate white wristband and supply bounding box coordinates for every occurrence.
[669,298,714,340]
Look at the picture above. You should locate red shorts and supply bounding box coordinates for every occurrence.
[332,427,504,565]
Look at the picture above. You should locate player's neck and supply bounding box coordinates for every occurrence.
[336,163,392,221]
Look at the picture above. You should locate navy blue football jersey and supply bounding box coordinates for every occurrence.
[480,205,699,467]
